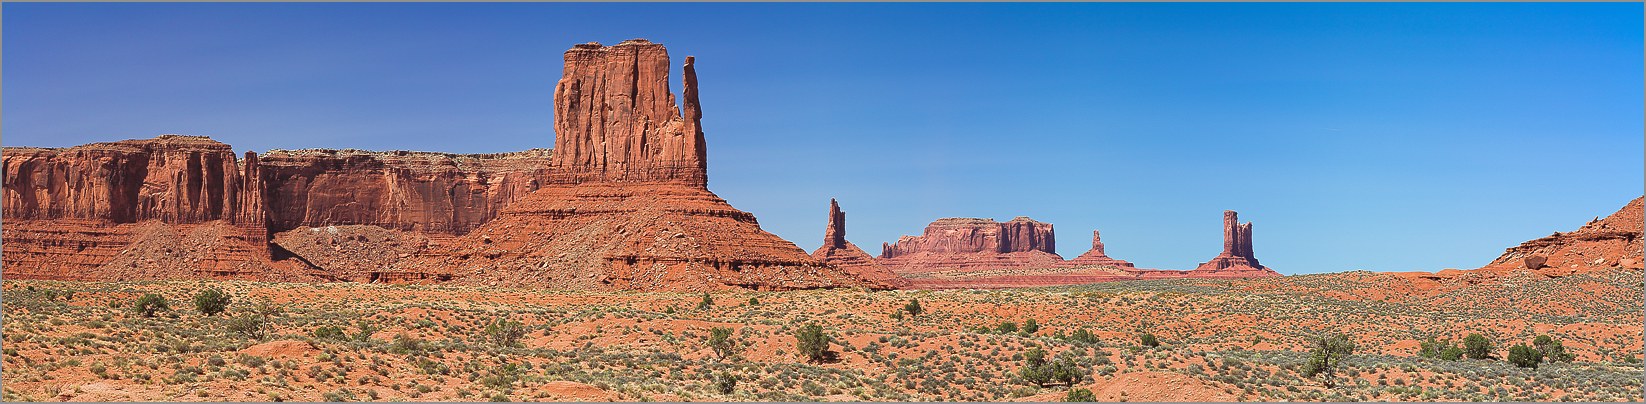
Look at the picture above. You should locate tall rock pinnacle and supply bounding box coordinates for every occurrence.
[551,39,708,186]
[1193,210,1276,275]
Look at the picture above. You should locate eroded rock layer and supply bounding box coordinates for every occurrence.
[1479,196,1644,276]
[258,148,554,236]
[271,225,434,282]
[809,199,908,288]
[878,217,1066,274]
[392,182,894,290]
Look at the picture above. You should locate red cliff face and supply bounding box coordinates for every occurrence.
[1067,230,1135,268]
[257,148,554,236]
[1191,210,1280,277]
[3,135,261,225]
[550,39,707,187]
[390,40,898,291]
[1,135,281,280]
[877,217,1067,274]
[809,199,908,288]
[1478,196,1644,276]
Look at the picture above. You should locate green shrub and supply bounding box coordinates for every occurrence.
[903,298,923,317]
[1532,335,1575,363]
[133,293,170,317]
[1019,348,1082,387]
[192,288,231,316]
[706,327,737,359]
[1463,333,1494,360]
[312,325,347,340]
[1440,346,1465,361]
[1418,336,1458,359]
[714,371,738,394]
[1065,387,1097,402]
[483,319,527,348]
[1021,318,1040,335]
[997,321,1019,334]
[794,323,832,363]
[1508,344,1542,369]
[227,314,270,341]
[1301,332,1355,388]
[1139,333,1160,348]
[697,293,714,310]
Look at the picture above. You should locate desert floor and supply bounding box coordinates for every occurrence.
[3,268,1641,402]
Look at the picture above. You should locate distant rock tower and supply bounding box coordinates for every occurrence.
[810,199,908,288]
[1067,230,1135,268]
[1192,210,1280,277]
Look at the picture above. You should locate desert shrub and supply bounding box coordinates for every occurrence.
[1533,335,1575,363]
[192,288,231,316]
[1062,328,1099,345]
[707,327,737,360]
[1508,344,1543,369]
[391,334,424,355]
[794,323,832,363]
[483,319,527,348]
[1301,332,1355,388]
[748,297,759,306]
[312,325,347,340]
[352,319,381,342]
[1463,333,1495,360]
[904,298,923,317]
[698,293,714,310]
[227,314,269,341]
[1440,346,1465,361]
[1020,348,1084,387]
[715,371,739,394]
[133,293,170,317]
[1065,387,1097,402]
[1021,319,1040,336]
[1139,333,1160,348]
[997,321,1019,334]
[1419,336,1458,360]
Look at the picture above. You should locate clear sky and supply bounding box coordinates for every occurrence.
[5,3,1641,274]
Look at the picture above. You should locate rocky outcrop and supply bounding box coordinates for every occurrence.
[549,39,707,186]
[809,199,908,288]
[1191,210,1280,277]
[1479,196,1643,276]
[258,148,554,236]
[1067,230,1135,268]
[878,217,1067,274]
[391,40,897,291]
[271,225,434,282]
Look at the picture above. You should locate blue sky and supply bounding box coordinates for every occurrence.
[5,3,1641,274]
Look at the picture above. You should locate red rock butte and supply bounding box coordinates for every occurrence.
[1475,196,1644,276]
[878,217,1066,274]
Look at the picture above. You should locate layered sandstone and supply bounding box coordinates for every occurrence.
[1066,230,1135,268]
[1191,210,1281,277]
[271,225,434,282]
[391,40,896,291]
[809,199,908,288]
[257,148,554,235]
[878,217,1067,274]
[1,135,279,280]
[1479,196,1643,276]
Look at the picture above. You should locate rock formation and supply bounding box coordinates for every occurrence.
[1479,196,1643,276]
[1191,210,1280,277]
[389,40,898,291]
[809,199,908,288]
[0,134,556,281]
[1067,230,1135,268]
[1,136,281,280]
[271,225,433,282]
[549,40,707,186]
[257,148,554,236]
[877,217,1067,274]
